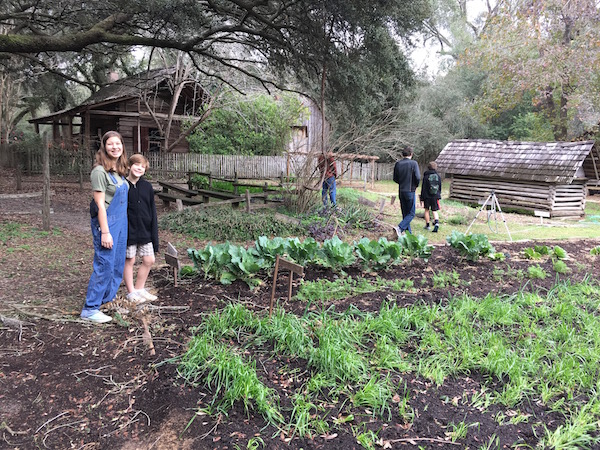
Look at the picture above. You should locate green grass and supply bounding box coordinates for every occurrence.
[295,276,414,304]
[159,207,303,242]
[0,221,62,243]
[369,180,600,244]
[176,276,600,447]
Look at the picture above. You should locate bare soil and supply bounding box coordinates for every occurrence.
[1,172,600,450]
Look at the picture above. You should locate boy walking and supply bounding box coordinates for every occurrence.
[420,161,442,232]
[392,147,420,236]
[123,154,159,303]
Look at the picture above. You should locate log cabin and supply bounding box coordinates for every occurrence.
[29,67,209,155]
[435,139,600,218]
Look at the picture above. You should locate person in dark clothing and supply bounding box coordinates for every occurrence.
[420,161,442,232]
[123,154,159,303]
[392,147,420,236]
[318,152,337,207]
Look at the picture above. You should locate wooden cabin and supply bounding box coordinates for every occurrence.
[29,68,208,154]
[436,139,600,218]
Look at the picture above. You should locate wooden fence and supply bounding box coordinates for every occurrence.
[147,153,394,182]
[2,146,395,182]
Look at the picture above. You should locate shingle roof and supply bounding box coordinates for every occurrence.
[436,139,595,184]
[30,67,206,124]
[80,67,177,106]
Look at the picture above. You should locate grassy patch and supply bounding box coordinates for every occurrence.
[159,207,303,242]
[176,278,600,446]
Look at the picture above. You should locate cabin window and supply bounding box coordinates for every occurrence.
[148,128,161,152]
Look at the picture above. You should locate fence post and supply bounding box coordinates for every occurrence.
[42,137,51,231]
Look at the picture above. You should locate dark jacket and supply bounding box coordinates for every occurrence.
[420,169,442,201]
[393,158,420,192]
[127,177,159,253]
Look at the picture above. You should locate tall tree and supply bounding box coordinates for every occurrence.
[0,0,430,127]
[461,0,600,140]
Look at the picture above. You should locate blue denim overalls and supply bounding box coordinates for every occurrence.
[81,172,128,317]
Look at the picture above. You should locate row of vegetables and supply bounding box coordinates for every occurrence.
[186,231,505,287]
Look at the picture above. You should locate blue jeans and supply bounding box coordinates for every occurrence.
[322,176,336,207]
[82,177,128,317]
[398,191,416,234]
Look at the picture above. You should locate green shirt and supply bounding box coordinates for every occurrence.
[90,165,125,209]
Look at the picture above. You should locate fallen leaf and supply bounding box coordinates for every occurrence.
[321,433,338,440]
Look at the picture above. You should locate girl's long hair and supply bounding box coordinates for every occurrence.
[95,131,128,177]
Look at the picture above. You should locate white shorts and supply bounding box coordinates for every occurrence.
[126,242,154,259]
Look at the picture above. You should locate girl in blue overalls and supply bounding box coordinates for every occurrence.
[81,131,129,323]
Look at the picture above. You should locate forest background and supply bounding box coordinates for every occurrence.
[1,0,600,166]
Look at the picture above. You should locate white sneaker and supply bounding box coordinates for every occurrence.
[137,289,157,301]
[81,310,112,323]
[127,291,147,304]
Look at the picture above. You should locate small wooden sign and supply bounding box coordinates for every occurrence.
[269,255,304,318]
[165,242,181,286]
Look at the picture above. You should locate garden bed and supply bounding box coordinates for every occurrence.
[2,173,600,449]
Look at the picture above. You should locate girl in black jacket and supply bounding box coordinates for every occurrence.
[123,154,159,302]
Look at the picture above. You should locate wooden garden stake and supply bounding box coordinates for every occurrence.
[269,255,304,318]
[245,189,251,213]
[165,242,181,287]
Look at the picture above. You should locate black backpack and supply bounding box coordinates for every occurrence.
[427,172,440,196]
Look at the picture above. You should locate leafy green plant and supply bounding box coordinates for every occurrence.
[285,237,320,266]
[253,236,287,267]
[552,245,568,260]
[488,252,506,261]
[523,247,543,259]
[188,242,265,287]
[447,231,495,261]
[398,233,433,261]
[527,264,548,280]
[353,237,403,270]
[319,236,356,272]
[432,270,461,288]
[591,245,600,256]
[553,259,570,274]
[179,265,198,278]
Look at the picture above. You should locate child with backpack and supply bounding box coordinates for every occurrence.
[420,161,442,232]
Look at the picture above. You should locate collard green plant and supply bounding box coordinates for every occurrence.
[535,245,550,256]
[398,233,433,261]
[285,237,320,266]
[353,237,403,270]
[179,265,198,278]
[253,235,287,267]
[552,245,568,260]
[447,231,495,262]
[319,236,356,271]
[488,252,506,261]
[188,242,266,287]
[524,247,543,260]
